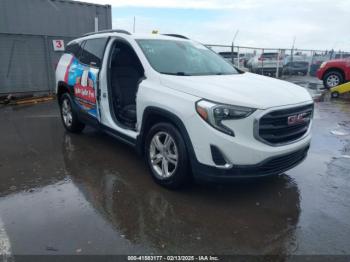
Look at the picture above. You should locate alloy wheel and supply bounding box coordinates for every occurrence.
[62,99,73,127]
[149,131,178,179]
[327,74,340,87]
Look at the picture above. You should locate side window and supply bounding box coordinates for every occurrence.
[80,38,108,68]
[65,42,83,58]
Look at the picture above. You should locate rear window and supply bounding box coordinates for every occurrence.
[219,52,238,58]
[80,38,109,68]
[262,53,278,58]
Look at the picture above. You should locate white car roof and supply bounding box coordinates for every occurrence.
[69,31,190,45]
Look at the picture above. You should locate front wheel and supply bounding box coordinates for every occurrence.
[145,123,190,189]
[59,93,85,133]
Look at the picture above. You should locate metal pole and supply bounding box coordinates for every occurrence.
[231,43,234,64]
[94,17,99,32]
[133,16,136,33]
[231,30,239,65]
[261,48,264,75]
[276,49,280,78]
[290,37,296,77]
[307,51,314,77]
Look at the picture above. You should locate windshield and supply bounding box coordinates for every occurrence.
[137,39,239,76]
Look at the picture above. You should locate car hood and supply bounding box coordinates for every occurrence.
[160,72,313,109]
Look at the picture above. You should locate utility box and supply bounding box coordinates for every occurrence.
[0,0,112,94]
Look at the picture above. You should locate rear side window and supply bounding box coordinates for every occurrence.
[66,42,83,58]
[80,38,108,68]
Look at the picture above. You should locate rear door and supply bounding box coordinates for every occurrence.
[67,38,108,122]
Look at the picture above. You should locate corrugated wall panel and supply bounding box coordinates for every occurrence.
[0,0,112,94]
[0,34,49,93]
[0,0,112,37]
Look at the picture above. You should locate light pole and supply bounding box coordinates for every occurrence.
[290,36,296,76]
[231,30,239,64]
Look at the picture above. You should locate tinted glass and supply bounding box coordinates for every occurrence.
[137,40,238,76]
[80,38,108,68]
[219,52,238,58]
[66,42,83,58]
[262,53,278,59]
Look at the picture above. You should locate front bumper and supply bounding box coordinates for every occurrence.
[192,144,310,182]
[186,102,313,168]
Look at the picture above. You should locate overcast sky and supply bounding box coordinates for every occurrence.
[77,0,349,51]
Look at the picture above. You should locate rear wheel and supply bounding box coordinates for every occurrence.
[323,71,344,89]
[145,123,190,189]
[59,93,85,133]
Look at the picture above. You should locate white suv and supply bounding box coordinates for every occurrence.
[55,30,314,188]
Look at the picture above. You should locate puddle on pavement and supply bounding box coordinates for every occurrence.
[0,131,302,255]
[0,100,350,256]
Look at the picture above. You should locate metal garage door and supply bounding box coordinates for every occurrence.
[0,34,50,94]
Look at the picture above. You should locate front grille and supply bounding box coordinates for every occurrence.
[258,104,313,145]
[256,145,309,175]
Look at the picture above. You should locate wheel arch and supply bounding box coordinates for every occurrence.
[57,81,71,104]
[136,107,197,168]
[323,67,345,81]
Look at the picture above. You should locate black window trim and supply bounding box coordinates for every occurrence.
[70,37,109,69]
[65,40,84,60]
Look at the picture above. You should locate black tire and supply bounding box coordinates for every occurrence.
[323,71,344,89]
[145,122,190,189]
[59,93,85,133]
[331,91,340,98]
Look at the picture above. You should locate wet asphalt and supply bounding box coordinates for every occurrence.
[0,99,349,257]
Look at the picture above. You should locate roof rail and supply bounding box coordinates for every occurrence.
[162,34,189,40]
[83,29,131,37]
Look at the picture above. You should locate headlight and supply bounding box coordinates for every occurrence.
[195,99,256,136]
[320,62,327,68]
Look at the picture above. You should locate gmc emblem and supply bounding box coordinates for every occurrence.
[288,113,307,125]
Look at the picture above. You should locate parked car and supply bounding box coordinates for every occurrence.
[241,53,254,68]
[316,58,350,89]
[282,55,309,76]
[330,81,350,98]
[250,52,284,76]
[218,52,244,67]
[308,54,328,77]
[56,30,313,188]
[332,53,350,60]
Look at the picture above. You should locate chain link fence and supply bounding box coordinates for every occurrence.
[206,44,350,90]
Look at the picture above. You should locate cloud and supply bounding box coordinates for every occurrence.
[79,0,262,9]
[77,0,350,50]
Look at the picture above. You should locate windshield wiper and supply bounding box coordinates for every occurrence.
[161,72,192,76]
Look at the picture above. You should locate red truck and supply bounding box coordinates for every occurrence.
[317,58,350,89]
